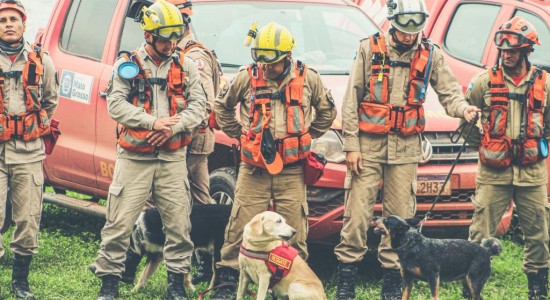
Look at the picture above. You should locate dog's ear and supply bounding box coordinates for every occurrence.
[405,218,421,227]
[249,214,263,236]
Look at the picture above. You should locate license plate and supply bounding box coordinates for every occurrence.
[416,175,452,196]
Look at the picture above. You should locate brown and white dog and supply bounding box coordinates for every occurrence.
[237,211,327,300]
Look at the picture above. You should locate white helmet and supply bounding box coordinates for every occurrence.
[419,134,433,164]
[387,0,429,34]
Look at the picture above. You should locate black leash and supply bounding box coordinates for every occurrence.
[418,114,479,233]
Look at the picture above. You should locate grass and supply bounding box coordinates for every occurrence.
[0,203,530,299]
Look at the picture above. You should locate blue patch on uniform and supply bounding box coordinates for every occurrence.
[467,81,474,93]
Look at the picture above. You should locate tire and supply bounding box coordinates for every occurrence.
[1,194,12,234]
[209,167,237,206]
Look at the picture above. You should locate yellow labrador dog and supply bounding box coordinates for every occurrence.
[237,211,327,300]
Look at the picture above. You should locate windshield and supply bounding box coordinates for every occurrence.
[191,2,378,74]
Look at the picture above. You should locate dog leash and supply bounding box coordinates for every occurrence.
[197,284,256,300]
[418,114,479,234]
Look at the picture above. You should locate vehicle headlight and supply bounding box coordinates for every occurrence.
[310,130,345,163]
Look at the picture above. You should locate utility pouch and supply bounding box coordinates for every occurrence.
[303,152,327,185]
[44,118,61,155]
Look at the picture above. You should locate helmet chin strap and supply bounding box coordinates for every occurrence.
[390,27,416,51]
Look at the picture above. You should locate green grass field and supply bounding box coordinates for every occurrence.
[0,203,530,299]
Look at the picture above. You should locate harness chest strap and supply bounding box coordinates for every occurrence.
[239,242,299,289]
[117,50,192,153]
[240,62,312,170]
[359,33,431,136]
[480,66,547,168]
[0,43,50,142]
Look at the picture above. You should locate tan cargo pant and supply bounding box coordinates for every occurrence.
[187,153,215,205]
[469,183,549,273]
[94,158,193,276]
[0,160,43,258]
[334,160,417,269]
[216,162,308,270]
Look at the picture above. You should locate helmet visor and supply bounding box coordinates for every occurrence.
[152,24,186,41]
[251,48,288,64]
[394,13,426,27]
[494,31,529,48]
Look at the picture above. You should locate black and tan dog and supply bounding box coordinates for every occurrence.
[373,216,502,300]
[124,204,231,292]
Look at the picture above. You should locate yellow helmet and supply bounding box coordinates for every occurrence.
[251,22,295,64]
[140,0,185,41]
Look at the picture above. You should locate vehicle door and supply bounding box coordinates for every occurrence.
[43,0,120,195]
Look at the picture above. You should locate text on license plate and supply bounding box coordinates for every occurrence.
[416,175,451,196]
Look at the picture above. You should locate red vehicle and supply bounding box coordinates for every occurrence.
[2,0,518,243]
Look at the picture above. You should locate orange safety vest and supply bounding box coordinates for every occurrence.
[117,50,191,153]
[479,66,547,168]
[0,44,50,142]
[358,33,432,136]
[240,62,312,169]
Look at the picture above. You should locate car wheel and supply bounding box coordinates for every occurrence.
[1,195,12,234]
[209,167,236,206]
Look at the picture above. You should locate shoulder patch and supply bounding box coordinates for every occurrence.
[218,81,229,98]
[195,58,206,70]
[327,90,335,107]
[467,81,474,93]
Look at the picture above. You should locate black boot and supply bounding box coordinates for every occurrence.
[529,268,549,299]
[121,250,142,284]
[334,262,359,300]
[192,252,213,284]
[11,254,35,300]
[165,271,188,300]
[97,275,120,300]
[210,267,239,300]
[381,268,402,300]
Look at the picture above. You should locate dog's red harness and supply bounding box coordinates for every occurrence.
[239,242,299,288]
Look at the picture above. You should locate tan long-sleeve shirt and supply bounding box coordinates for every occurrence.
[342,32,470,164]
[107,43,206,161]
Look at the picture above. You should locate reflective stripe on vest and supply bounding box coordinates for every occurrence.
[117,50,192,153]
[358,33,429,136]
[0,44,51,142]
[241,62,312,169]
[480,66,547,168]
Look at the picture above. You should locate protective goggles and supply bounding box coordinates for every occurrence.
[251,48,289,64]
[393,13,427,27]
[494,31,530,48]
[151,24,186,41]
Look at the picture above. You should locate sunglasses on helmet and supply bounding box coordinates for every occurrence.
[494,31,531,48]
[251,48,289,64]
[151,24,187,41]
[393,13,427,27]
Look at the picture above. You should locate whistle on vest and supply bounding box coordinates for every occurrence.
[244,22,258,47]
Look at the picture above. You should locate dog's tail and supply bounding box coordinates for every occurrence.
[481,238,502,257]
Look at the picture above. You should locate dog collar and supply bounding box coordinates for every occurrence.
[239,242,299,288]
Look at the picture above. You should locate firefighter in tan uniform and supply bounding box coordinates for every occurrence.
[92,1,205,300]
[466,17,550,300]
[170,0,221,284]
[0,1,58,299]
[211,22,336,299]
[333,1,479,299]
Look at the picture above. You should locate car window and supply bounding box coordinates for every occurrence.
[513,10,550,70]
[119,1,378,75]
[444,3,500,65]
[60,0,117,61]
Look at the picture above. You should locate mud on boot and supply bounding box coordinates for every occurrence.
[381,268,402,300]
[334,262,359,300]
[11,254,35,300]
[165,271,188,300]
[97,275,120,300]
[210,267,239,300]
